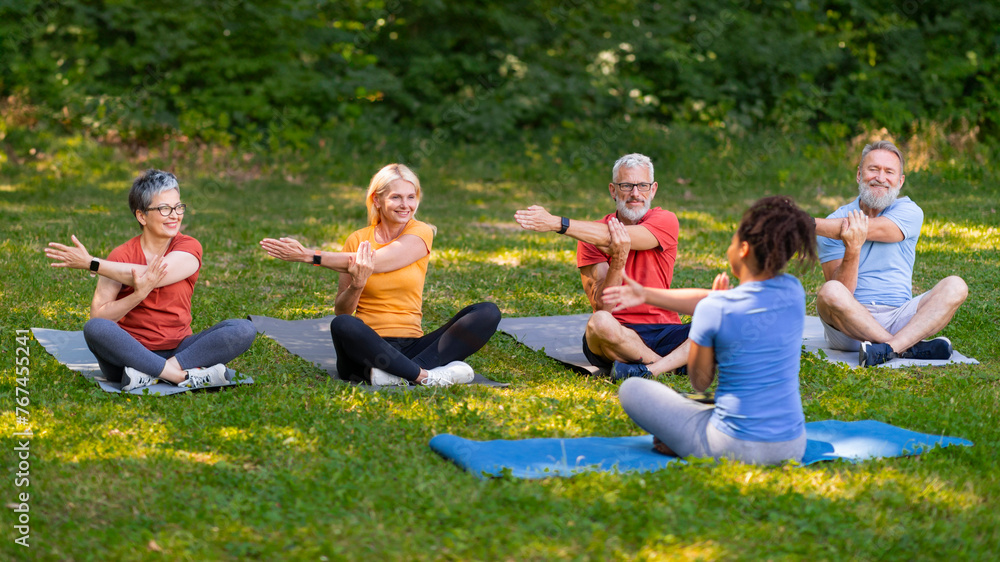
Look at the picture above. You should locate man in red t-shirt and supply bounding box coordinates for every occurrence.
[515,153,694,380]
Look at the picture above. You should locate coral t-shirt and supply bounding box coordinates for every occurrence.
[577,207,681,325]
[108,234,202,350]
[342,220,434,338]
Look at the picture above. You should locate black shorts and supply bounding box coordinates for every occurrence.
[582,323,692,371]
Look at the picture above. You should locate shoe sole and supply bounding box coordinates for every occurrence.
[858,342,881,368]
[370,368,408,386]
[858,343,869,367]
[859,342,895,368]
[121,370,157,392]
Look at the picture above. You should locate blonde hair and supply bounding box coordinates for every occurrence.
[365,163,422,227]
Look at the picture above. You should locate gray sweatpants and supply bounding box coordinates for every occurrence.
[619,377,806,465]
[83,318,257,382]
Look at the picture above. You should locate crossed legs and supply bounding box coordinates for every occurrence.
[619,377,806,465]
[816,275,968,353]
[84,318,257,384]
[584,310,689,375]
[330,302,501,384]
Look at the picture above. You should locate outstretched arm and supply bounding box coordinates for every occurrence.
[815,214,903,243]
[603,272,728,316]
[46,235,198,287]
[514,205,661,251]
[260,236,428,273]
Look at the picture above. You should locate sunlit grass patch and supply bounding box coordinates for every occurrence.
[920,220,1000,253]
[4,129,999,560]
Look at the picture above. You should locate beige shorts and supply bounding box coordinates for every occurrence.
[821,293,926,352]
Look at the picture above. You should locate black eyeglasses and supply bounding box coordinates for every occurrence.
[615,182,653,193]
[146,203,187,216]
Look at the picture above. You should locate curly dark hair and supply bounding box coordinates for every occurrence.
[736,195,817,276]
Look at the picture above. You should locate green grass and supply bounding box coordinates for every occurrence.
[2,126,998,560]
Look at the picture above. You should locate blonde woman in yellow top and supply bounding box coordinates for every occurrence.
[261,164,500,386]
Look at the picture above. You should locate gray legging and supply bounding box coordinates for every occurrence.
[83,318,257,382]
[619,377,806,465]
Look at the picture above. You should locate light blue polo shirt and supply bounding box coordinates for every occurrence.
[689,274,805,443]
[817,196,923,307]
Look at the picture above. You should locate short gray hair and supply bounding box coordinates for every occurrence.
[859,141,905,175]
[129,169,179,219]
[612,153,654,183]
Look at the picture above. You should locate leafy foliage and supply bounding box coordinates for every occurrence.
[2,0,999,145]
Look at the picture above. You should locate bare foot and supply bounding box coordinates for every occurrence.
[652,436,677,457]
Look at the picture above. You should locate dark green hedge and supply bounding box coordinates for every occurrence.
[2,0,997,144]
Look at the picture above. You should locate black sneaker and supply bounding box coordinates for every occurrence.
[611,361,652,381]
[859,341,895,367]
[898,337,953,360]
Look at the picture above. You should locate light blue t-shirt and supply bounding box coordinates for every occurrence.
[817,196,923,307]
[689,274,805,443]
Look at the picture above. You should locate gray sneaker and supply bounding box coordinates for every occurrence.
[423,361,475,386]
[179,364,231,388]
[370,367,408,386]
[121,366,157,392]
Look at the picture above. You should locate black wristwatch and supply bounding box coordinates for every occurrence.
[558,216,570,235]
[312,251,322,266]
[89,258,100,272]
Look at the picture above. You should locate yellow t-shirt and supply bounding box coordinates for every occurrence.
[342,220,434,338]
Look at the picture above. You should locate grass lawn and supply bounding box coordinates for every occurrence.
[2,126,998,560]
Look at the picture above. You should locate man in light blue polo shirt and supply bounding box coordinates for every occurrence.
[814,140,968,367]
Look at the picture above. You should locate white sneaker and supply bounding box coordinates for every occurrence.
[179,364,231,388]
[370,367,408,386]
[121,366,157,392]
[423,361,475,386]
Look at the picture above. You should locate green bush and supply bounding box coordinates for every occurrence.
[2,0,998,144]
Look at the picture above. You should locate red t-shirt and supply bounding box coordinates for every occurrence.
[577,207,680,325]
[108,234,203,350]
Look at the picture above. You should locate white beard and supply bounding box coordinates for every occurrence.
[616,196,650,222]
[858,179,901,211]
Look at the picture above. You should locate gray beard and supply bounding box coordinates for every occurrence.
[858,179,901,211]
[616,197,650,222]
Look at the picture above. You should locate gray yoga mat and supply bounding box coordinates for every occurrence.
[497,313,601,375]
[248,315,509,388]
[31,328,254,395]
[498,314,978,371]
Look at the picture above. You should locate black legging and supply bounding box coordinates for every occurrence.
[330,302,501,383]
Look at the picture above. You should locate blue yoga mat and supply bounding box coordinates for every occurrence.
[429,420,973,479]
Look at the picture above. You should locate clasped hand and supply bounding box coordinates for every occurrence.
[840,209,869,250]
[133,253,168,296]
[347,241,374,288]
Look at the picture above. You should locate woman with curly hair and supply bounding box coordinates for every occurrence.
[605,195,817,465]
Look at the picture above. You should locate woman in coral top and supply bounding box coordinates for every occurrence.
[45,169,257,391]
[260,164,500,386]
